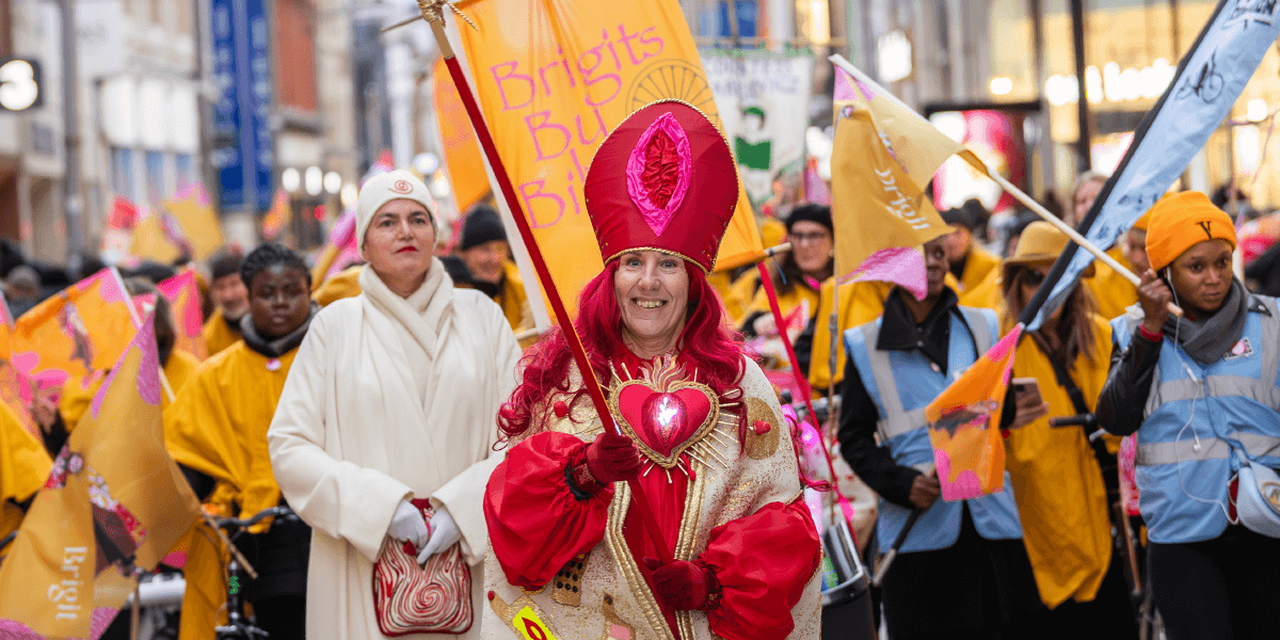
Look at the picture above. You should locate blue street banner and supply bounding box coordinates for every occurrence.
[1022,0,1280,330]
[210,0,273,212]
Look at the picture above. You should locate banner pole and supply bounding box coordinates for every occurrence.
[987,172,1183,318]
[416,2,674,565]
[756,263,854,531]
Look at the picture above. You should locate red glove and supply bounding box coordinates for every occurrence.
[584,432,642,485]
[643,558,721,611]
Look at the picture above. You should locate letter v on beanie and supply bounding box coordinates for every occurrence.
[356,170,438,260]
[1145,191,1236,272]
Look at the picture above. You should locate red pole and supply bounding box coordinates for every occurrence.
[756,262,855,527]
[428,17,673,565]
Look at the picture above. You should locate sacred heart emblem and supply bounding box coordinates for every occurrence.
[610,378,719,470]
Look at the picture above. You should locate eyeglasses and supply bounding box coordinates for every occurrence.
[1022,270,1047,288]
[789,231,831,245]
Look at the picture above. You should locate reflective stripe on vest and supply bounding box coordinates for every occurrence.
[863,307,994,441]
[1136,432,1280,465]
[1142,297,1280,416]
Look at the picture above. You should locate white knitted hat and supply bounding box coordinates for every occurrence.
[356,169,437,260]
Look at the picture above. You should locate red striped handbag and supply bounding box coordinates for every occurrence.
[372,501,473,636]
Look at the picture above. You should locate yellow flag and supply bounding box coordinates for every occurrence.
[833,59,988,182]
[11,269,137,389]
[0,315,200,636]
[131,188,225,263]
[454,0,762,313]
[830,106,951,282]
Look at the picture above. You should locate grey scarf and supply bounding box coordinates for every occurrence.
[240,302,320,358]
[1162,278,1250,366]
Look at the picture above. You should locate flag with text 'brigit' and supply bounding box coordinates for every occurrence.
[925,324,1023,501]
[453,0,762,313]
[158,269,207,361]
[1022,0,1280,331]
[0,313,200,639]
[11,270,137,391]
[830,96,951,299]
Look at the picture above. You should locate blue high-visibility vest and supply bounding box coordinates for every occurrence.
[1110,297,1280,543]
[845,306,1023,554]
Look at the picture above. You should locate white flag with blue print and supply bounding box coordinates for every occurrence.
[1025,0,1280,331]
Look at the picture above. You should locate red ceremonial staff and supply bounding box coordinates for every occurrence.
[396,0,675,565]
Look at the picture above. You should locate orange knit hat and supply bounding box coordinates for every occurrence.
[1145,191,1236,272]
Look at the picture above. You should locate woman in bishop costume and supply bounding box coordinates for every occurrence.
[482,100,822,640]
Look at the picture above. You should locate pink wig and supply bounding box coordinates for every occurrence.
[498,260,744,440]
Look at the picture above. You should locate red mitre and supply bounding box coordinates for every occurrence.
[584,100,739,272]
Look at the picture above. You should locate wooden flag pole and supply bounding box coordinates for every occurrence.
[409,0,674,565]
[986,172,1184,318]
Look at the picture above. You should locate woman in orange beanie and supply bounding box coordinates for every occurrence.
[1097,191,1280,640]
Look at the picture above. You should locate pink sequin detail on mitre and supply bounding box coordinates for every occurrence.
[625,112,693,237]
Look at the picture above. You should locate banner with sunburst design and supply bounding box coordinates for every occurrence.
[453,0,763,313]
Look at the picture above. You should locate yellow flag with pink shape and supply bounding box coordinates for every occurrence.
[924,324,1023,501]
[11,270,137,391]
[0,312,200,638]
[157,268,208,361]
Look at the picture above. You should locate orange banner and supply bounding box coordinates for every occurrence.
[924,325,1021,501]
[11,270,137,390]
[454,0,762,312]
[434,57,490,214]
[0,316,200,637]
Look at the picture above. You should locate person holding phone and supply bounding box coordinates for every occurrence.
[838,237,1040,640]
[998,222,1137,639]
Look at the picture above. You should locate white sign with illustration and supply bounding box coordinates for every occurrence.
[700,48,814,207]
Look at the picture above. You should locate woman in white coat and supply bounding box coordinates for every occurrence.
[268,169,521,639]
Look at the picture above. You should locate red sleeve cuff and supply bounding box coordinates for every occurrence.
[1138,324,1163,341]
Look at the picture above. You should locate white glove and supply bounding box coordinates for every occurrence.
[416,506,461,564]
[388,499,430,550]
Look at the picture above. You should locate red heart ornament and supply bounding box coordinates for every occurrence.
[616,382,715,462]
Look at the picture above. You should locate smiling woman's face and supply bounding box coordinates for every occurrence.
[363,199,436,283]
[614,251,690,355]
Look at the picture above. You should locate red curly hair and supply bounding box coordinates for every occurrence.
[497,260,745,440]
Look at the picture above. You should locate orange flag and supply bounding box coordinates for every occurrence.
[158,269,208,361]
[261,189,292,241]
[433,57,489,213]
[924,324,1023,501]
[0,313,200,637]
[454,0,763,313]
[11,269,137,390]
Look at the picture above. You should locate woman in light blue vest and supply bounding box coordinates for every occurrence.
[838,238,1041,640]
[1098,191,1280,640]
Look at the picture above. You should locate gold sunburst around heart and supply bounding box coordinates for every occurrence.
[607,356,738,473]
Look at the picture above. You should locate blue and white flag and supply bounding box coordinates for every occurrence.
[1022,0,1280,330]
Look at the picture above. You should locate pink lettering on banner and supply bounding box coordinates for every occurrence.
[524,112,572,161]
[616,25,663,65]
[492,61,535,111]
[520,180,566,229]
[576,107,607,146]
